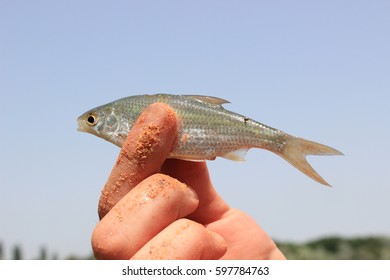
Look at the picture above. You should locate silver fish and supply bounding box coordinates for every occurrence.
[77,94,342,186]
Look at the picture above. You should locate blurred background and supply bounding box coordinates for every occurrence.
[1,0,389,259]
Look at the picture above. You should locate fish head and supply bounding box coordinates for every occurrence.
[77,105,124,147]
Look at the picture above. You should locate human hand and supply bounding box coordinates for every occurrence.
[91,103,285,260]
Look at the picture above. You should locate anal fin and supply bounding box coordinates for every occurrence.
[221,148,249,162]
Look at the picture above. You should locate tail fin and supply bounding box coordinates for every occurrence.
[277,135,343,186]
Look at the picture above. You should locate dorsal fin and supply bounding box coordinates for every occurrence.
[185,95,230,106]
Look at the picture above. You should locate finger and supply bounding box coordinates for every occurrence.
[131,219,227,260]
[161,159,229,224]
[98,103,178,219]
[92,174,199,260]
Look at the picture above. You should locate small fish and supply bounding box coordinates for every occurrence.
[77,94,342,186]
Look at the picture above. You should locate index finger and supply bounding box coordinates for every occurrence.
[98,103,178,219]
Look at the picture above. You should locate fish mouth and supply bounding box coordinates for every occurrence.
[77,116,88,132]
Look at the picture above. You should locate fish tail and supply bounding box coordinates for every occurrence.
[277,135,343,186]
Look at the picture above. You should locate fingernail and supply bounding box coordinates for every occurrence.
[186,185,199,200]
[207,230,226,247]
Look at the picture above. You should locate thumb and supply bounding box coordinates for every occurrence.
[98,103,178,218]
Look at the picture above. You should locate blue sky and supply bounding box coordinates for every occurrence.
[1,0,389,259]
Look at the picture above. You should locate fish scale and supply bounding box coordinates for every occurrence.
[77,94,342,186]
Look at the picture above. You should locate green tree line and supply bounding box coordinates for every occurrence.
[276,236,390,259]
[1,236,389,260]
[0,243,93,260]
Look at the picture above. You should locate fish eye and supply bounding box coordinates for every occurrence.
[86,113,98,126]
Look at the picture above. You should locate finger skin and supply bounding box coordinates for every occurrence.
[131,219,227,260]
[161,159,229,224]
[98,103,178,219]
[162,160,285,260]
[92,174,199,260]
[207,209,286,260]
